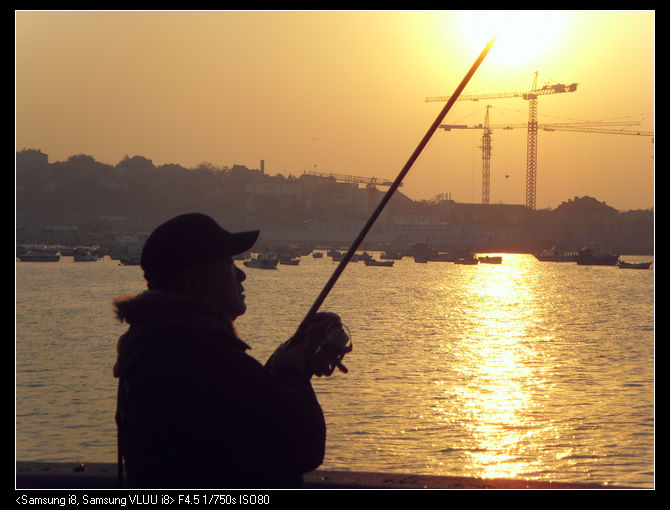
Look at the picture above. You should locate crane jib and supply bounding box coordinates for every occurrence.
[425,82,578,103]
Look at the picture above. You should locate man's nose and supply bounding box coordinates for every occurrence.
[235,265,246,282]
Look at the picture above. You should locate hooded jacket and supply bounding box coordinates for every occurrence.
[113,290,326,489]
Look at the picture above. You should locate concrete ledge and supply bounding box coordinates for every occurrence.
[15,462,625,490]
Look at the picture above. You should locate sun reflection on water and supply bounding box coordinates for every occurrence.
[431,255,559,480]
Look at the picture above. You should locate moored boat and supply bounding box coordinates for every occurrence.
[119,254,141,266]
[73,247,100,262]
[17,249,61,262]
[618,260,652,269]
[454,253,478,265]
[478,255,502,264]
[74,252,98,262]
[429,252,459,262]
[534,244,579,262]
[576,248,619,266]
[380,250,403,260]
[244,252,279,269]
[364,258,394,267]
[279,257,300,266]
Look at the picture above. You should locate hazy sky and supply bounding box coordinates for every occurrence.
[15,10,654,211]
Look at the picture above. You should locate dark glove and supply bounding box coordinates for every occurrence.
[266,312,352,378]
[303,312,352,377]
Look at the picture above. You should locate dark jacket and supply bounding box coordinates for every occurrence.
[113,290,326,489]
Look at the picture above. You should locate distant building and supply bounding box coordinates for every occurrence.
[448,202,530,226]
[260,220,489,248]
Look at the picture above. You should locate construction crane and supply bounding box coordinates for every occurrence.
[441,117,652,205]
[426,72,578,210]
[303,170,401,188]
[441,107,646,204]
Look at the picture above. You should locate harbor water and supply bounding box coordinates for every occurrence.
[15,253,654,488]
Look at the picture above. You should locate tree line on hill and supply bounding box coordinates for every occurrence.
[15,150,653,253]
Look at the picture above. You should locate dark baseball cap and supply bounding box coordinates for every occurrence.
[140,213,259,284]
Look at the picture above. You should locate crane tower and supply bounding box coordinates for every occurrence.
[441,117,652,205]
[426,72,578,210]
[480,105,492,204]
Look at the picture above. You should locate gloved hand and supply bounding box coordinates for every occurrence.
[303,312,352,377]
[265,312,352,378]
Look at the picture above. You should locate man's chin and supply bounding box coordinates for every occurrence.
[234,302,247,318]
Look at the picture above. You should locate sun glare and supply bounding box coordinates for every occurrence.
[460,10,563,66]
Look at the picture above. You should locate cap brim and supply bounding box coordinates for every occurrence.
[229,230,260,255]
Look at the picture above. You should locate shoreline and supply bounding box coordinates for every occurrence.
[15,461,637,490]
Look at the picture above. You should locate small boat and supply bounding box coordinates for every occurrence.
[429,252,459,262]
[73,247,99,262]
[74,252,98,262]
[454,253,478,265]
[534,244,579,262]
[478,255,502,264]
[413,255,429,263]
[380,250,403,260]
[17,249,61,262]
[618,260,652,270]
[119,254,141,266]
[576,248,619,266]
[364,258,394,267]
[312,252,323,258]
[279,257,300,266]
[244,252,279,269]
[347,252,372,263]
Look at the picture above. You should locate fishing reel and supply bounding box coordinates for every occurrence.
[305,312,353,376]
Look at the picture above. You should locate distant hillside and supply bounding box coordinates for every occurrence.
[554,196,619,216]
[16,149,654,254]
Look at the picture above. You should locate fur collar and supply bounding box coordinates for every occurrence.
[113,290,250,378]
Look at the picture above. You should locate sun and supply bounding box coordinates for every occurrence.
[460,10,564,66]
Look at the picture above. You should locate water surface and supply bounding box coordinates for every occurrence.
[15,253,654,487]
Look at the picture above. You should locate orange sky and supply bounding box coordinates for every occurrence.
[15,10,654,211]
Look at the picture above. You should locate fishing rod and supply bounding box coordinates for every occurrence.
[298,37,496,373]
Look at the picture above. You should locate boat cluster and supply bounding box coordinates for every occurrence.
[327,250,394,266]
[16,245,105,262]
[236,247,505,269]
[534,244,652,269]
[23,242,650,271]
[411,251,502,265]
[16,245,61,262]
[16,244,141,266]
[239,248,398,269]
